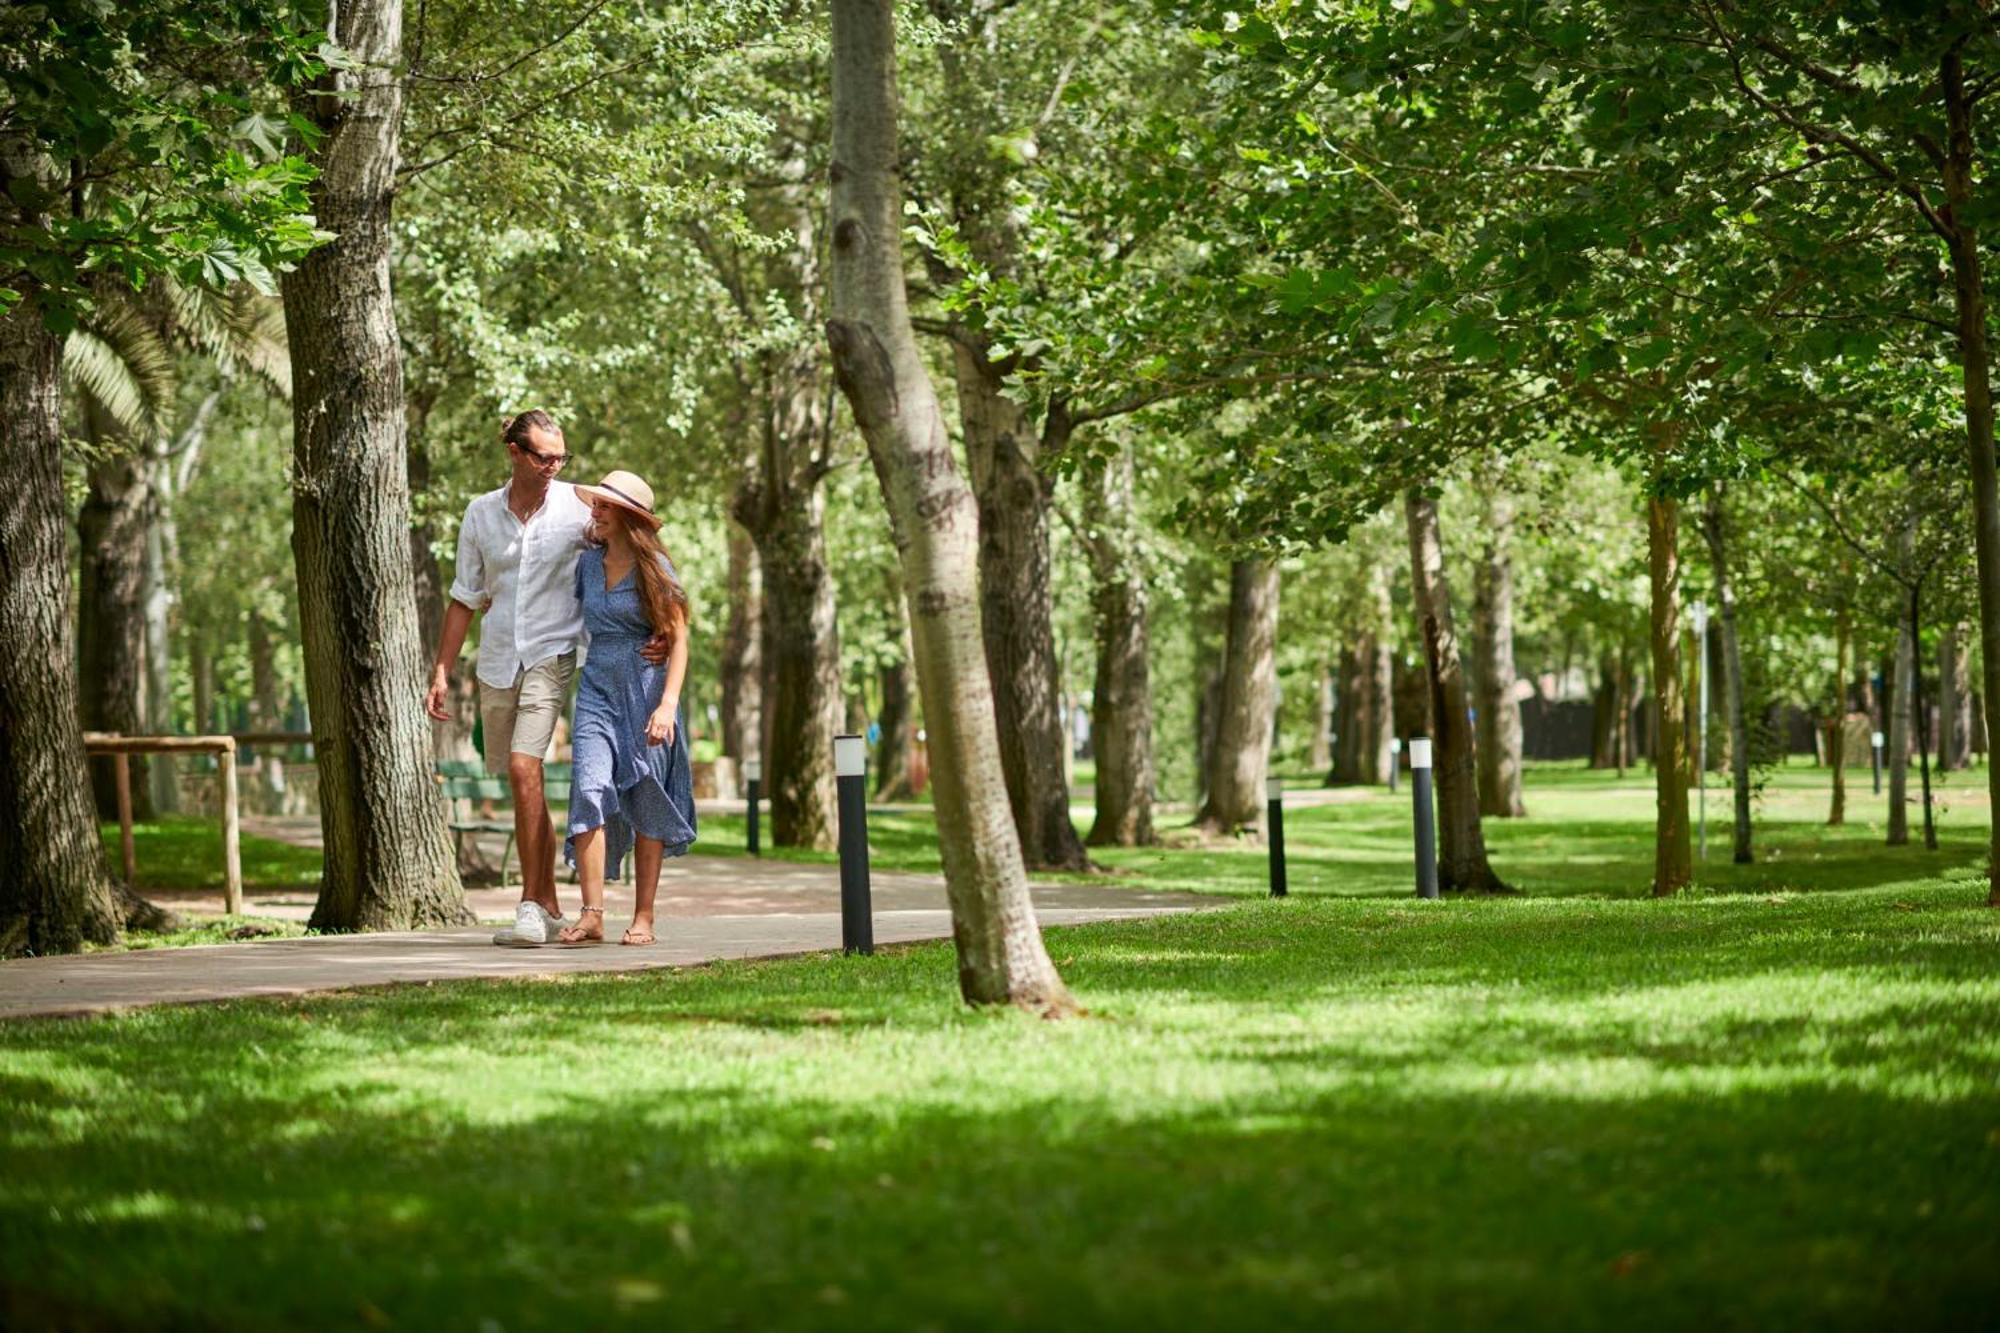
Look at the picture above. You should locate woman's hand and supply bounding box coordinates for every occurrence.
[644,700,677,747]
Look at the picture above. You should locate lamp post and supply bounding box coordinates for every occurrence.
[1410,737,1437,899]
[1266,777,1287,898]
[834,734,873,955]
[743,757,762,857]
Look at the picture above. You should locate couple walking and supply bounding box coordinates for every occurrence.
[425,410,697,947]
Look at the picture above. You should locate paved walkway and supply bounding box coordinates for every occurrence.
[0,857,1215,1020]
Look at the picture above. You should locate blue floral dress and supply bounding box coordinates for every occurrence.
[564,545,697,878]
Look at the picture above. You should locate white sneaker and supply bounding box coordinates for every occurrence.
[492,900,563,948]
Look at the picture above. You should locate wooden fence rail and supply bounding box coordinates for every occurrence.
[82,733,243,914]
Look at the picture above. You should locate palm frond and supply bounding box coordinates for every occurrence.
[63,302,176,441]
[159,279,291,398]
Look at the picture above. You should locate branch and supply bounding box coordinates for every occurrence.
[1780,472,1909,589]
[406,0,616,85]
[1697,1,1952,241]
[399,54,654,178]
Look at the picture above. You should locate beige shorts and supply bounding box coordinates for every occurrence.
[478,652,576,775]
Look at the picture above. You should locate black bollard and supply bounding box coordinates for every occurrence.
[1871,730,1884,796]
[1389,736,1401,793]
[1411,736,1438,900]
[1266,777,1288,898]
[835,734,874,955]
[744,757,762,857]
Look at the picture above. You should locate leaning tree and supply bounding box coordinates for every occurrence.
[825,0,1072,1013]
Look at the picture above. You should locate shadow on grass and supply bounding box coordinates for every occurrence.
[3,885,1998,1330]
[2,1006,1994,1328]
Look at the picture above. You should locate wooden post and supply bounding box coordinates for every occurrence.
[219,737,242,915]
[114,752,136,886]
[84,733,249,911]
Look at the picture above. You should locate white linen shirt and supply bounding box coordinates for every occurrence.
[449,480,593,689]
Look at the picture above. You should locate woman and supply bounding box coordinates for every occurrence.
[559,469,697,946]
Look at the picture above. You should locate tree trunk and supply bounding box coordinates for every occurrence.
[874,629,918,800]
[1647,492,1692,896]
[1910,583,1939,852]
[1308,660,1333,773]
[1081,443,1155,846]
[720,517,763,766]
[1699,494,1753,864]
[76,450,156,820]
[1471,486,1526,817]
[284,0,466,931]
[1939,53,2000,904]
[1331,571,1394,785]
[191,636,216,738]
[1940,622,1972,770]
[0,293,127,955]
[1590,653,1619,769]
[753,474,841,850]
[1888,600,1914,847]
[1405,491,1509,892]
[141,447,179,813]
[825,0,1071,1013]
[1828,612,1848,826]
[1194,559,1280,837]
[952,346,1089,870]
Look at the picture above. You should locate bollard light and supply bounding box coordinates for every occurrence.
[1266,776,1288,899]
[834,734,874,955]
[1871,730,1885,796]
[1389,735,1403,793]
[744,757,762,857]
[1410,736,1438,900]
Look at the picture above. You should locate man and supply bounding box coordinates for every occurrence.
[425,410,658,945]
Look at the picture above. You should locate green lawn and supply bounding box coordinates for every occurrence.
[7,764,1996,1328]
[98,814,325,891]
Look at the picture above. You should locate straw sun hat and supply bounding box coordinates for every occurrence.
[575,470,664,530]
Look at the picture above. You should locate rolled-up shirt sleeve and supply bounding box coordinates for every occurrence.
[447,505,486,608]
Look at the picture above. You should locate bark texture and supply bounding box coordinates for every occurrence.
[1888,608,1913,847]
[954,349,1089,869]
[874,642,918,799]
[825,0,1071,1012]
[1828,614,1849,826]
[1194,560,1280,838]
[1647,493,1692,896]
[1940,622,1972,770]
[76,449,156,819]
[1405,491,1508,892]
[1699,496,1753,864]
[1937,50,2000,905]
[1471,486,1526,818]
[720,518,763,766]
[1330,569,1394,785]
[0,294,124,955]
[1080,443,1155,846]
[713,189,842,850]
[749,467,841,850]
[1604,649,1637,773]
[284,0,466,931]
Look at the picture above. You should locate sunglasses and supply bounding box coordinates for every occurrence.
[512,441,571,468]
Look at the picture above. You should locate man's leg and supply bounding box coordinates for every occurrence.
[507,752,559,916]
[507,652,574,917]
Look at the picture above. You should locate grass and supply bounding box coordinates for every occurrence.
[6,764,1995,1328]
[98,814,325,892]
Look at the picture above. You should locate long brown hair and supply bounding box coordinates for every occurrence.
[607,506,689,645]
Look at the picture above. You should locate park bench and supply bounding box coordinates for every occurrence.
[436,759,572,886]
